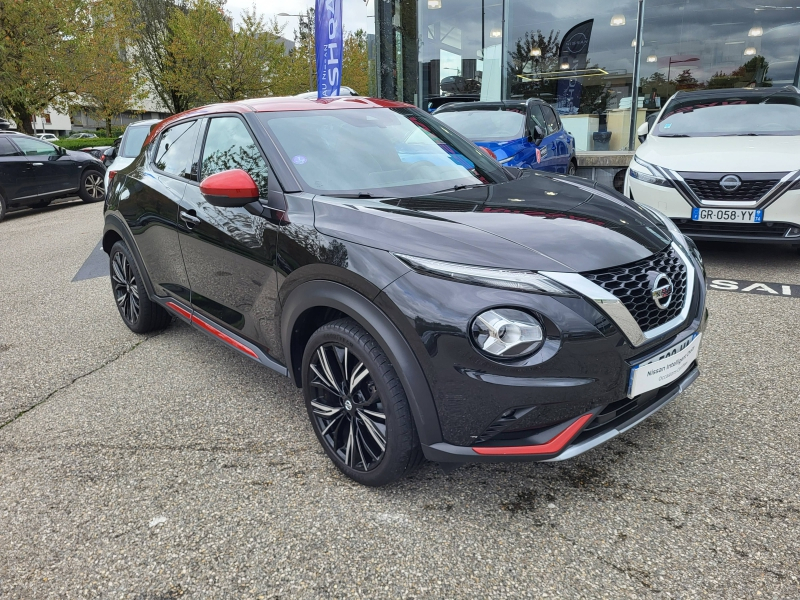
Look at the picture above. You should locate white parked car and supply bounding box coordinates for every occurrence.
[626,86,800,244]
[104,119,161,191]
[35,133,58,142]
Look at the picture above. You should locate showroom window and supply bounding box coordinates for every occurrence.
[638,1,800,107]
[504,0,640,152]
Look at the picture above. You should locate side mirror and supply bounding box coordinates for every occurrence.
[200,169,259,208]
[637,122,650,143]
[532,125,545,145]
[105,147,116,159]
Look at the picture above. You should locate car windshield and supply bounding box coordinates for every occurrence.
[434,109,526,142]
[120,125,152,158]
[654,92,800,137]
[258,107,510,197]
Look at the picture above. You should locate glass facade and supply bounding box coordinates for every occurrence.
[374,0,800,157]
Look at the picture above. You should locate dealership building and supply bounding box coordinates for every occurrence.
[369,0,800,188]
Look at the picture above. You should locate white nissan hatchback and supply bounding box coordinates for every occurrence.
[626,86,800,244]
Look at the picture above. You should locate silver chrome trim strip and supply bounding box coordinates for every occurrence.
[544,367,699,462]
[666,169,800,209]
[542,242,696,348]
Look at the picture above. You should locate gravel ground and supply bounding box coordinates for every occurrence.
[1,202,798,599]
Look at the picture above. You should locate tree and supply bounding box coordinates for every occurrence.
[506,29,561,99]
[128,0,194,114]
[166,0,289,103]
[342,29,369,95]
[0,0,90,133]
[79,0,148,136]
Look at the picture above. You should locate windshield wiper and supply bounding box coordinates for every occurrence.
[432,184,486,194]
[719,132,763,137]
[658,134,691,138]
[327,192,390,199]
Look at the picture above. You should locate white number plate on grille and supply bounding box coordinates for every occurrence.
[691,208,763,223]
[628,333,701,398]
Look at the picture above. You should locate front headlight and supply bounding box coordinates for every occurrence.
[629,156,672,187]
[394,254,575,296]
[471,308,544,358]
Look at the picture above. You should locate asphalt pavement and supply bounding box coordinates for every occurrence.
[1,199,799,598]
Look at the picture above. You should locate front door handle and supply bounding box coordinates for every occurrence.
[32,162,44,166]
[180,210,201,226]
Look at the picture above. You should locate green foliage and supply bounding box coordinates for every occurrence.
[54,138,117,150]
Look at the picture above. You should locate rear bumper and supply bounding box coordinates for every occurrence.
[422,365,699,464]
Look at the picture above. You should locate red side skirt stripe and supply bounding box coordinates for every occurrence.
[166,301,259,360]
[472,413,594,456]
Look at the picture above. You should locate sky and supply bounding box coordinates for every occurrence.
[226,0,375,43]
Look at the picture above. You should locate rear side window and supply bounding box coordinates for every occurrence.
[120,126,150,157]
[0,137,19,157]
[201,117,269,197]
[154,120,201,179]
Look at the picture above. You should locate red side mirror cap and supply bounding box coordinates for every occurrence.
[199,169,259,208]
[479,146,497,160]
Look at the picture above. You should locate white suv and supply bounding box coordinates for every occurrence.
[626,86,800,244]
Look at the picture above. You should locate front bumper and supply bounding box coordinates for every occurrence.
[424,365,699,463]
[627,171,800,243]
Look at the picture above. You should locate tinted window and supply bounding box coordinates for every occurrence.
[435,109,525,141]
[13,136,59,156]
[529,105,547,134]
[201,117,269,197]
[0,137,19,157]
[120,125,151,158]
[540,106,560,135]
[258,107,509,197]
[154,120,200,179]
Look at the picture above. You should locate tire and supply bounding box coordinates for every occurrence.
[109,240,171,334]
[79,169,105,203]
[568,160,577,176]
[302,318,423,486]
[0,192,6,223]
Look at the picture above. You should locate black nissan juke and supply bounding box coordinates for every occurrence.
[103,97,708,486]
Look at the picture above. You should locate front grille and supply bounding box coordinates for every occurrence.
[677,221,798,239]
[683,177,779,202]
[584,246,687,332]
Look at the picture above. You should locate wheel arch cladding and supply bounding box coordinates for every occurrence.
[281,280,443,446]
[102,215,157,300]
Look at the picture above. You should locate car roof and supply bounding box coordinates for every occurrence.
[433,99,545,114]
[145,96,412,145]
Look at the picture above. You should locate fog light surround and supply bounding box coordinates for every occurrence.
[471,308,544,359]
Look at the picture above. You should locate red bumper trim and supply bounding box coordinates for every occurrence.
[472,413,594,456]
[166,301,259,360]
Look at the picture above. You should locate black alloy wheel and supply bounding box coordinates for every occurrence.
[302,319,423,486]
[111,249,140,325]
[80,170,105,203]
[108,240,171,333]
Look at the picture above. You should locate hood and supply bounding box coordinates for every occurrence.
[66,149,104,165]
[312,171,672,273]
[638,135,800,173]
[474,138,527,162]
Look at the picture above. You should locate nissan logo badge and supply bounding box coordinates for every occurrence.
[719,175,742,193]
[651,274,674,310]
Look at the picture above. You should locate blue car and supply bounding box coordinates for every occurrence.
[433,99,577,175]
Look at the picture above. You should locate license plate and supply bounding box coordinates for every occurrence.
[628,333,701,398]
[691,208,763,223]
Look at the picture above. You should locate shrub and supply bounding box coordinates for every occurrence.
[53,138,116,150]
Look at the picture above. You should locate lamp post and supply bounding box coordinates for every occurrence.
[278,12,314,92]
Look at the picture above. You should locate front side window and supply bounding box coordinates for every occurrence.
[655,92,800,137]
[434,109,526,141]
[201,117,269,197]
[154,120,200,179]
[13,137,59,157]
[258,107,509,198]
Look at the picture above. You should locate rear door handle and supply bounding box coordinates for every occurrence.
[180,210,201,226]
[32,162,43,166]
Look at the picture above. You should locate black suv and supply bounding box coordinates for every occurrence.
[103,97,707,486]
[0,132,105,221]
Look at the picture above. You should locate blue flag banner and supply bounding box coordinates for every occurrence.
[315,0,343,98]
